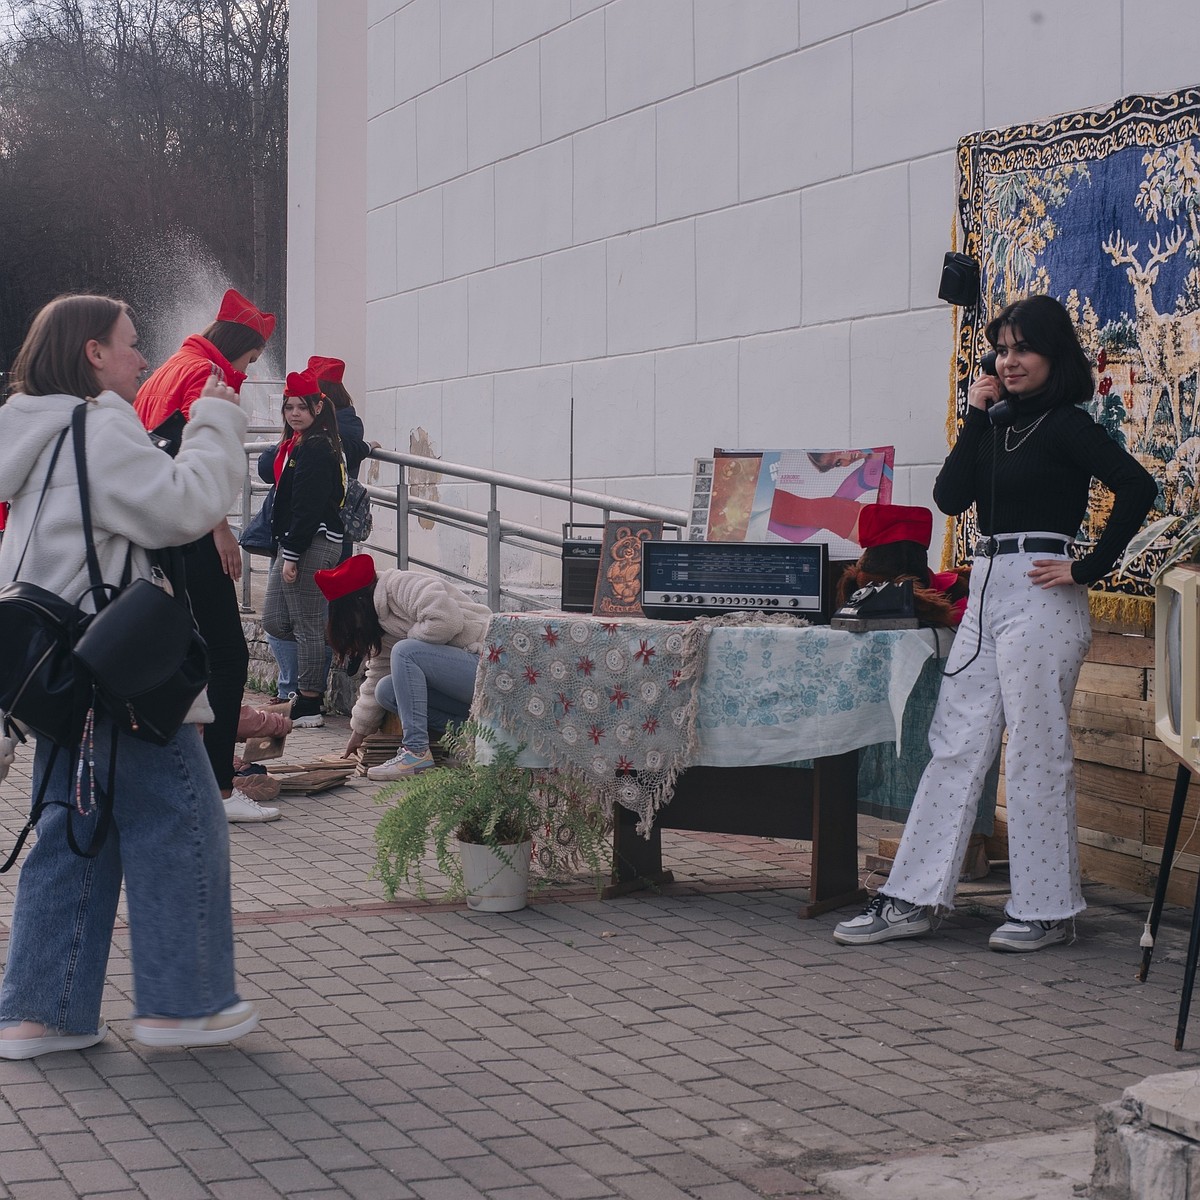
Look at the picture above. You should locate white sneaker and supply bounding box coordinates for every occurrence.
[224,790,280,823]
[367,747,435,781]
[0,1022,108,1059]
[988,918,1069,953]
[833,894,932,945]
[132,1001,259,1048]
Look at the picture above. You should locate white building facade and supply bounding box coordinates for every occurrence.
[288,0,1200,581]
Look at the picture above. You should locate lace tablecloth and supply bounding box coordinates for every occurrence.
[472,613,707,833]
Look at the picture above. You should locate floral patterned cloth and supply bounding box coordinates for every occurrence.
[472,613,938,832]
[472,613,706,834]
[693,625,934,767]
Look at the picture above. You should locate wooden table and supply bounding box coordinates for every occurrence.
[473,614,938,916]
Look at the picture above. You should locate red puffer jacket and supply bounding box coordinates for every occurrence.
[134,334,247,430]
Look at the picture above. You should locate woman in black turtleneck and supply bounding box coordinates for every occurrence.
[835,295,1157,954]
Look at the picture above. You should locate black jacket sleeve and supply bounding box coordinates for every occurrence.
[337,407,371,480]
[1059,411,1158,584]
[257,444,277,484]
[932,407,990,516]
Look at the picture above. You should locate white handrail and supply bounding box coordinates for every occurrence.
[238,442,688,612]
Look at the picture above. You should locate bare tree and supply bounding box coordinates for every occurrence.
[0,0,288,368]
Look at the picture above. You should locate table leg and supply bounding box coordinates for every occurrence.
[801,750,868,919]
[603,801,673,898]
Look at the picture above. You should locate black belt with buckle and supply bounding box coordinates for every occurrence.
[974,536,1071,557]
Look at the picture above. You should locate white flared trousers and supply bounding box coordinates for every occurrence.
[884,544,1091,920]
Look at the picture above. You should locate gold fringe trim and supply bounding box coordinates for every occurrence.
[1089,592,1154,628]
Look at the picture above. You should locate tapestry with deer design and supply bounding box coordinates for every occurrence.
[951,86,1200,619]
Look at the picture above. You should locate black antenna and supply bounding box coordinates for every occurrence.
[569,395,574,532]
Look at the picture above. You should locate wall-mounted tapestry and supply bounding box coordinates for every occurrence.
[952,86,1200,620]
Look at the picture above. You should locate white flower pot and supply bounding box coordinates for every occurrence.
[457,839,531,912]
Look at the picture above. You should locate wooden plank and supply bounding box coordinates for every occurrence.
[276,768,353,794]
[1086,631,1154,668]
[1079,842,1150,893]
[1070,692,1155,737]
[1076,760,1151,806]
[1076,661,1147,700]
[1078,826,1143,856]
[1145,808,1200,851]
[1145,739,1192,780]
[1077,795,1145,843]
[1071,727,1144,771]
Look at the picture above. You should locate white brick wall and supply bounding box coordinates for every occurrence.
[295,0,1200,579]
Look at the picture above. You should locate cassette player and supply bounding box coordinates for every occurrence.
[640,541,829,621]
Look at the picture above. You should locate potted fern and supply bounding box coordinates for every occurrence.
[372,721,609,911]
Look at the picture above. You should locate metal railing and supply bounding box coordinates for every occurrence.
[238,442,688,613]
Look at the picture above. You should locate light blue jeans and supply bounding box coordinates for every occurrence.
[376,639,478,751]
[267,633,332,700]
[0,723,239,1033]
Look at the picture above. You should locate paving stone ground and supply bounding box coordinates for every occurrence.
[0,704,1197,1199]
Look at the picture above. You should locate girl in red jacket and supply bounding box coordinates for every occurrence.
[135,288,278,824]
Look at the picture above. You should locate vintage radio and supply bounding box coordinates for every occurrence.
[560,524,604,613]
[640,540,830,622]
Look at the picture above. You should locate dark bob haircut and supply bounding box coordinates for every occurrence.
[984,294,1094,408]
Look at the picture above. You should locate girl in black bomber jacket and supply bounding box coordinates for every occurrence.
[259,369,345,727]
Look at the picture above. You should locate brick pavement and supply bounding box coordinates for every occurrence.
[0,704,1197,1198]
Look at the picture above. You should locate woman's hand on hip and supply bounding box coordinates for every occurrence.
[282,561,298,584]
[1029,558,1077,588]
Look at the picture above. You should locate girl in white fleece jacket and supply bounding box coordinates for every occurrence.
[314,554,491,780]
[0,294,259,1059]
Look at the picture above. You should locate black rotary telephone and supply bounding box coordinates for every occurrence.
[980,351,1016,428]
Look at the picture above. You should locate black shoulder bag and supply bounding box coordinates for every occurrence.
[0,404,211,871]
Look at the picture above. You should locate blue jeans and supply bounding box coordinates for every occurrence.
[375,639,478,751]
[0,724,239,1032]
[267,633,332,700]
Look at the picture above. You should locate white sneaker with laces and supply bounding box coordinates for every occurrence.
[367,747,435,781]
[224,790,280,823]
[833,894,932,945]
[988,918,1069,953]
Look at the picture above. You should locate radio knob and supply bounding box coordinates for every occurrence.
[788,598,798,608]
[769,598,779,607]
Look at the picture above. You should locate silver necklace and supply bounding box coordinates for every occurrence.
[1004,411,1048,452]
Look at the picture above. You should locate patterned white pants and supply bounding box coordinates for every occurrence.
[884,540,1091,920]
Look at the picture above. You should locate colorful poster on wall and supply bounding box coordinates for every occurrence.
[707,447,894,559]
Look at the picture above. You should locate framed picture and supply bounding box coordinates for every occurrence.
[592,519,663,617]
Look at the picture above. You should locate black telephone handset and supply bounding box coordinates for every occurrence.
[979,351,1015,427]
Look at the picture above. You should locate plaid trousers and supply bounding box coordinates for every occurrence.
[261,537,341,695]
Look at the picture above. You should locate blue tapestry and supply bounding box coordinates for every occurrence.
[953,87,1200,617]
